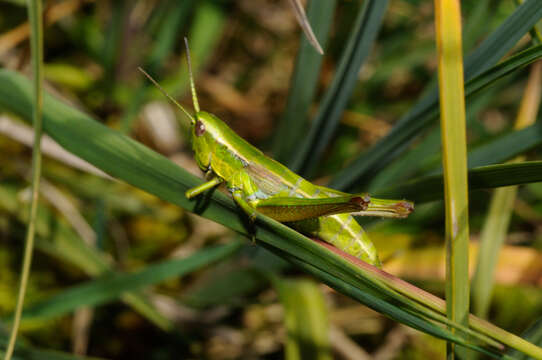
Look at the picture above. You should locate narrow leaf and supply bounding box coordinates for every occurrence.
[379,161,542,203]
[273,0,336,161]
[330,0,542,190]
[290,0,389,176]
[13,242,241,322]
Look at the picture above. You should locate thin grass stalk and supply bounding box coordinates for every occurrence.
[472,60,542,319]
[3,0,43,359]
[434,0,470,358]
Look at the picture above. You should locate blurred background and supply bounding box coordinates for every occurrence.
[1,0,541,359]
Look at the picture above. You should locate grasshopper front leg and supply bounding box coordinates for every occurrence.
[185,177,223,199]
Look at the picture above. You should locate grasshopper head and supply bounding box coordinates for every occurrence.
[140,38,237,173]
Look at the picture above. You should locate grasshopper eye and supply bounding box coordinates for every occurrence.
[195,120,206,136]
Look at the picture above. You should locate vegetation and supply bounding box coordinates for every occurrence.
[1,0,542,359]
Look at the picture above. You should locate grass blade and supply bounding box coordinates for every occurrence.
[273,0,336,162]
[330,0,542,191]
[289,0,389,175]
[4,1,43,359]
[434,1,470,356]
[12,242,241,322]
[472,61,542,319]
[379,161,542,203]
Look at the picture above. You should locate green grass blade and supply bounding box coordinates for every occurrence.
[368,86,497,191]
[274,278,332,360]
[465,121,542,169]
[272,0,336,162]
[289,0,389,175]
[330,0,542,191]
[4,1,43,359]
[379,161,542,203]
[434,1,470,356]
[2,69,542,357]
[11,242,241,322]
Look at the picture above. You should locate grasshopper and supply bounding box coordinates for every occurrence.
[140,39,413,266]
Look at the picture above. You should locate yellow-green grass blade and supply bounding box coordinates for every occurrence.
[434,0,470,357]
[4,1,43,359]
[3,242,241,323]
[0,184,173,331]
[472,61,542,319]
[273,0,336,162]
[2,70,542,357]
[274,278,331,360]
[330,0,542,191]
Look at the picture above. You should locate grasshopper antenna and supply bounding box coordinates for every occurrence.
[138,67,195,125]
[184,37,200,113]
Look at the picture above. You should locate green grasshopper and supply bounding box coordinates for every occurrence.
[140,39,413,266]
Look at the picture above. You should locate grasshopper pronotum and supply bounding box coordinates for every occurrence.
[140,38,413,266]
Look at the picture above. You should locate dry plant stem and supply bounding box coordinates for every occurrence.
[4,0,43,359]
[434,0,470,357]
[287,0,324,54]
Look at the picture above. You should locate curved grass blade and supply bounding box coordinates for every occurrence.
[287,0,324,55]
[289,0,389,176]
[434,0,470,356]
[9,242,241,323]
[4,1,43,359]
[273,0,336,162]
[1,69,542,357]
[330,0,542,191]
[379,161,542,203]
